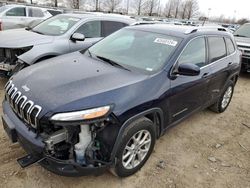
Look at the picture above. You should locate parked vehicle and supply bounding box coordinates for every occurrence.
[0,13,134,77]
[0,4,62,30]
[234,23,250,72]
[2,25,241,177]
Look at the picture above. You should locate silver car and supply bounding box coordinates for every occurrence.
[0,13,135,76]
[0,4,61,30]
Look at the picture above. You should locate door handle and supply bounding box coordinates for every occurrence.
[228,62,233,66]
[202,72,209,78]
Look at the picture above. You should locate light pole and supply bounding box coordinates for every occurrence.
[126,0,130,15]
[207,8,211,21]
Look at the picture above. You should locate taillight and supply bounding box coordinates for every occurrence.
[0,21,2,31]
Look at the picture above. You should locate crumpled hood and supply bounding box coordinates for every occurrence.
[0,28,54,48]
[12,52,159,116]
[235,37,250,47]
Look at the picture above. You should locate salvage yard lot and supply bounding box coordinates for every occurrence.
[0,74,249,188]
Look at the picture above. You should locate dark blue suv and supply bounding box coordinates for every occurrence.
[2,25,241,177]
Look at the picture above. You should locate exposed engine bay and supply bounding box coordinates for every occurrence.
[0,47,31,76]
[41,118,118,167]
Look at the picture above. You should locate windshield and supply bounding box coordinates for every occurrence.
[234,24,250,38]
[87,28,181,73]
[32,15,80,36]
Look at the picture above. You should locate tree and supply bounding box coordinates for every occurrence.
[237,18,249,25]
[145,0,159,16]
[69,0,81,9]
[165,0,174,18]
[104,0,122,12]
[95,0,99,11]
[181,0,187,19]
[133,0,146,15]
[173,0,181,18]
[185,0,199,19]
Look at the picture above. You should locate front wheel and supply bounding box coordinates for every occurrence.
[209,80,235,113]
[112,117,156,177]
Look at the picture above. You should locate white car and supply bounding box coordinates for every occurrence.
[0,4,62,30]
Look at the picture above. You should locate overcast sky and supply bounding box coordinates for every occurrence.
[161,0,250,19]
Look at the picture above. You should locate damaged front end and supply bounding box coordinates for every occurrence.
[3,80,119,176]
[0,47,32,77]
[37,116,119,176]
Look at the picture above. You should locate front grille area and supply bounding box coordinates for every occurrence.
[238,45,250,49]
[5,80,42,129]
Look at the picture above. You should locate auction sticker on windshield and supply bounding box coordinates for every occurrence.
[154,38,178,46]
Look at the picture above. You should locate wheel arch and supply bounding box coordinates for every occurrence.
[110,108,164,162]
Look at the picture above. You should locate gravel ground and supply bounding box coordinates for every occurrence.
[0,74,249,188]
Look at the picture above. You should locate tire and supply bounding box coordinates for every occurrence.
[112,117,156,177]
[209,80,235,113]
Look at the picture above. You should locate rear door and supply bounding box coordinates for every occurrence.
[169,36,211,123]
[3,6,27,29]
[206,36,234,104]
[101,21,128,37]
[27,7,45,26]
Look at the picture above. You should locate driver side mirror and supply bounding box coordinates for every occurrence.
[71,33,85,42]
[176,63,200,76]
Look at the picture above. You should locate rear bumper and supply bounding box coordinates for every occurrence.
[2,101,111,177]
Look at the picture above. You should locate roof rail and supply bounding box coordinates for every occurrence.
[185,26,227,34]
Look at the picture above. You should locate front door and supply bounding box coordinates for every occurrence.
[69,20,102,52]
[169,37,211,123]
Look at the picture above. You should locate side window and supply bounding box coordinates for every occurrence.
[225,38,235,55]
[5,7,26,17]
[179,37,206,67]
[76,21,101,38]
[208,37,227,63]
[28,8,44,17]
[102,21,127,37]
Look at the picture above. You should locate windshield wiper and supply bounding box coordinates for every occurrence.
[96,56,130,71]
[30,29,45,35]
[234,34,247,37]
[87,49,92,58]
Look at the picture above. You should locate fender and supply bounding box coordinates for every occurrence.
[109,107,164,162]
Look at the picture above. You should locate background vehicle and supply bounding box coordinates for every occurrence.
[0,13,135,77]
[234,23,250,72]
[0,4,62,30]
[2,25,241,177]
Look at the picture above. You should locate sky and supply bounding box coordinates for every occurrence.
[162,0,250,19]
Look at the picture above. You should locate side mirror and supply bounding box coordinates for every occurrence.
[71,33,85,42]
[177,63,200,76]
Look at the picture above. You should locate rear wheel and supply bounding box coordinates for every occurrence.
[112,117,156,177]
[209,80,234,113]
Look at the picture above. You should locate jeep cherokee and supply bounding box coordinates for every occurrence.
[2,25,241,177]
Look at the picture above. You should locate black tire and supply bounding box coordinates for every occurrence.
[209,80,235,113]
[112,117,156,177]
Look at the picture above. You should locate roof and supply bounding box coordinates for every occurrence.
[128,24,232,38]
[61,13,135,23]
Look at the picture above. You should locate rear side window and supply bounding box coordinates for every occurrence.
[5,7,26,17]
[76,21,101,38]
[208,37,227,62]
[102,21,127,37]
[225,38,235,55]
[28,8,44,17]
[179,37,206,67]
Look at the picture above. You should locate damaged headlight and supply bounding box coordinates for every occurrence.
[50,106,111,122]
